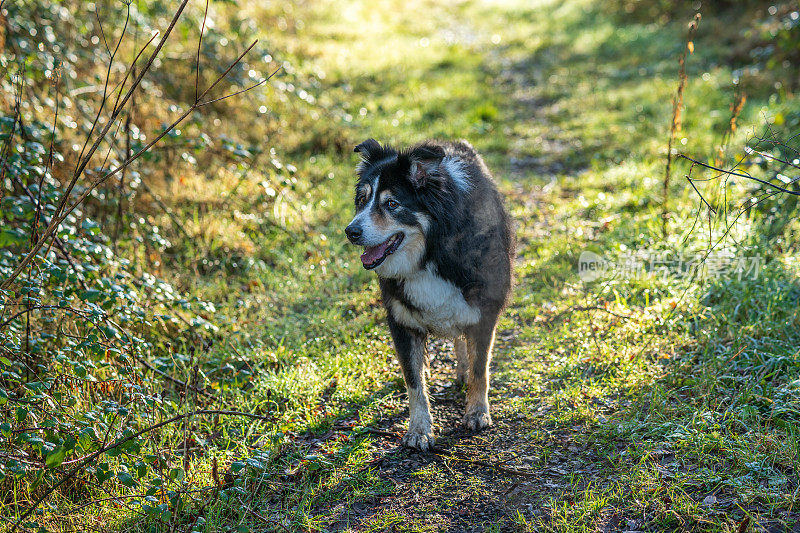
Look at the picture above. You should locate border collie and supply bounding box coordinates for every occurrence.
[346,138,513,451]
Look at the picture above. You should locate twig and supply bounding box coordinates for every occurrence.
[0,304,100,330]
[0,515,35,533]
[686,174,716,214]
[7,173,89,290]
[0,75,23,185]
[196,74,276,107]
[584,305,605,360]
[545,305,630,325]
[133,355,216,399]
[111,31,160,115]
[34,63,62,246]
[0,0,190,289]
[363,427,402,439]
[244,505,292,532]
[431,446,539,477]
[748,146,800,171]
[679,155,800,196]
[195,0,209,104]
[663,13,701,236]
[64,492,149,514]
[71,4,131,188]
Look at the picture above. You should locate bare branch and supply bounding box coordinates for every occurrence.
[0,0,192,289]
[686,176,717,214]
[197,66,281,107]
[72,3,131,184]
[195,0,210,103]
[111,31,159,115]
[663,13,701,236]
[95,6,112,56]
[679,154,800,196]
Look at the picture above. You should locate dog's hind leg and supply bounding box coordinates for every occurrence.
[464,318,497,431]
[387,314,434,451]
[455,336,468,386]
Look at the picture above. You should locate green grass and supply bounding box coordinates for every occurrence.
[6,0,800,531]
[138,0,799,530]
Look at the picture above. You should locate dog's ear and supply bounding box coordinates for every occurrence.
[354,138,383,160]
[408,145,445,189]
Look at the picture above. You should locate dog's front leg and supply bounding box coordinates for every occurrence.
[455,336,468,386]
[464,319,497,431]
[387,314,434,451]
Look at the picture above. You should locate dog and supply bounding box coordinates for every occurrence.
[345,138,513,451]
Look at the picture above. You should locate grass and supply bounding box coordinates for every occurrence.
[5,0,800,531]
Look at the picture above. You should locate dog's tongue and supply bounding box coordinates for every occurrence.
[361,241,390,266]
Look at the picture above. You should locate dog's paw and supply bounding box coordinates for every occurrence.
[463,410,492,432]
[401,429,435,451]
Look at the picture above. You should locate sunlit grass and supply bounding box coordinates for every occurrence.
[11,0,799,530]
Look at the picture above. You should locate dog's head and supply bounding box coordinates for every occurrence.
[345,138,446,278]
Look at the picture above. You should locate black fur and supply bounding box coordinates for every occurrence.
[350,138,514,448]
[385,310,425,390]
[354,139,514,309]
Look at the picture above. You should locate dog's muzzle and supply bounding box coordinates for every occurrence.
[345,223,362,244]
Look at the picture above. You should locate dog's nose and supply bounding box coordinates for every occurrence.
[345,224,362,243]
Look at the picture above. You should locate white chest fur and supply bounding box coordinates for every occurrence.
[389,266,481,337]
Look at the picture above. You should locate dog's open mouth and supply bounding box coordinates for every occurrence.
[361,233,404,269]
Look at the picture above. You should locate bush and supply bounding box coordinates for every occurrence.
[0,0,284,528]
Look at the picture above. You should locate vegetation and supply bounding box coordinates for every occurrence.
[1,0,798,531]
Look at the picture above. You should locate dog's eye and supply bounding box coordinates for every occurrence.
[356,195,366,207]
[387,199,399,211]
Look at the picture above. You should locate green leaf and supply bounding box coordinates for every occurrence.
[117,471,136,487]
[245,458,264,470]
[78,427,97,449]
[168,467,184,481]
[23,435,44,447]
[96,463,112,484]
[45,446,67,469]
[0,227,27,246]
[106,446,123,457]
[78,289,101,302]
[73,364,87,378]
[81,219,101,234]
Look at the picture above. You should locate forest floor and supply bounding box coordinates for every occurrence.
[16,0,798,531]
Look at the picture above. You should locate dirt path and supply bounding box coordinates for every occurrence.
[254,1,800,530]
[306,26,598,533]
[312,325,615,532]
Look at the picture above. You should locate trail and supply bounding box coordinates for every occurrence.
[309,5,611,532]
